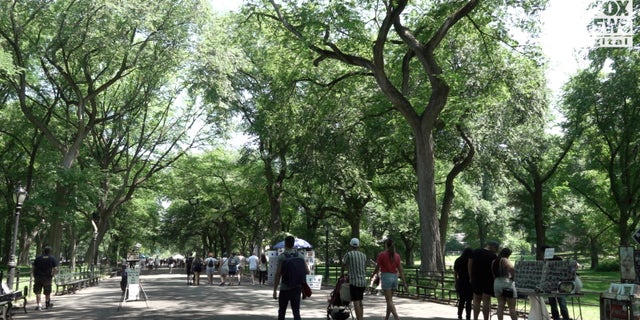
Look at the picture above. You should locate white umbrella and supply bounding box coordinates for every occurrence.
[171,254,185,260]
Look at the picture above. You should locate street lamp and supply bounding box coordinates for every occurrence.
[8,184,27,290]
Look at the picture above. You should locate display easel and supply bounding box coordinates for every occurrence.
[117,269,149,311]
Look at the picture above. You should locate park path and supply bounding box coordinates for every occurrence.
[10,268,457,319]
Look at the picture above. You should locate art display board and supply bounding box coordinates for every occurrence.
[621,247,636,282]
[514,260,578,292]
[307,275,323,290]
[126,270,141,301]
[267,249,315,286]
[117,269,149,311]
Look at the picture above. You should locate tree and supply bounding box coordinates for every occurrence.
[0,0,208,256]
[563,50,640,246]
[253,0,547,271]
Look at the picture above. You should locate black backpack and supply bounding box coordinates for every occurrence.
[281,252,306,287]
[208,258,214,268]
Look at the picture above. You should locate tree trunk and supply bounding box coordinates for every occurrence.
[533,178,546,260]
[589,236,599,270]
[414,126,443,272]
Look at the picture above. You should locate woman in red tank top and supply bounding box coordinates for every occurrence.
[371,238,408,320]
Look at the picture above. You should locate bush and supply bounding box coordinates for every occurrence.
[594,257,619,272]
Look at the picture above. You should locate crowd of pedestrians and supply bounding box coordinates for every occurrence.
[455,242,570,320]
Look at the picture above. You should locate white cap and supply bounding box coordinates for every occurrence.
[350,238,360,247]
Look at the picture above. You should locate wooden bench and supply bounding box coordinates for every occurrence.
[55,271,96,295]
[0,285,28,319]
[412,270,456,302]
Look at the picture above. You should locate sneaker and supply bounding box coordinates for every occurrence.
[35,305,42,311]
[46,301,53,309]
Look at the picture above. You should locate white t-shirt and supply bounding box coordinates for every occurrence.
[247,255,259,270]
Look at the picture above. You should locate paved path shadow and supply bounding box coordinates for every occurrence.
[11,268,457,319]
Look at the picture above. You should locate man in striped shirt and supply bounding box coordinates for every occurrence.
[341,238,368,320]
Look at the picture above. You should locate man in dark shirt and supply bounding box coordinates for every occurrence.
[32,246,59,310]
[468,241,499,320]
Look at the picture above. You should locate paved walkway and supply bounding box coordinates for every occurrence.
[11,268,458,319]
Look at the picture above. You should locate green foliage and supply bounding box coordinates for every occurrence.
[594,257,620,272]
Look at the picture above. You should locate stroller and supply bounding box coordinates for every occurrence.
[327,275,351,320]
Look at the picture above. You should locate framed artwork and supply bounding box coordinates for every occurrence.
[620,246,636,281]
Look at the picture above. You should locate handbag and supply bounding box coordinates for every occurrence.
[302,282,312,299]
[340,282,351,303]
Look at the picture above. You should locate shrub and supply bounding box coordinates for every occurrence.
[594,257,619,272]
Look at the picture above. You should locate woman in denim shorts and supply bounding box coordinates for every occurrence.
[371,238,408,320]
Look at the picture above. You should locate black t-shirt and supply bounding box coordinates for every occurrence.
[454,256,470,282]
[32,255,59,277]
[470,248,497,284]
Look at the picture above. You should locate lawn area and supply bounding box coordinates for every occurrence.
[573,269,619,320]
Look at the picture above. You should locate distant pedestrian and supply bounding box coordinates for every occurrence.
[204,252,218,285]
[192,254,203,286]
[247,252,259,285]
[273,235,310,320]
[341,238,367,320]
[259,253,268,285]
[228,252,240,285]
[186,256,194,285]
[219,253,230,285]
[469,241,499,320]
[454,248,474,320]
[371,238,408,320]
[32,246,59,311]
[236,253,246,285]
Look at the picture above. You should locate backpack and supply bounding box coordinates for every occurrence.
[281,252,306,287]
[208,258,214,268]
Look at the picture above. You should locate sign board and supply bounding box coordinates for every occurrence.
[125,270,141,301]
[590,0,634,47]
[306,275,322,290]
[544,247,555,260]
[632,228,640,245]
[127,270,140,284]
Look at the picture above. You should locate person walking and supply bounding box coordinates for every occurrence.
[469,241,499,320]
[371,238,408,320]
[32,246,59,310]
[341,238,367,320]
[247,252,259,285]
[272,235,310,320]
[454,248,474,320]
[204,252,218,285]
[192,254,203,286]
[219,253,230,286]
[259,253,269,286]
[492,248,517,320]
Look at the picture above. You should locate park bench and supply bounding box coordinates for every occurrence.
[0,284,27,320]
[412,270,456,302]
[55,269,99,295]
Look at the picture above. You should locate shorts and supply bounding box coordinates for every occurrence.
[34,276,53,295]
[206,267,215,275]
[349,285,366,301]
[380,272,398,290]
[220,266,229,275]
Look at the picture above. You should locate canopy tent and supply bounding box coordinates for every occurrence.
[272,238,312,249]
[171,254,185,260]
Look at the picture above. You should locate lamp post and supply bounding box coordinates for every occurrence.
[324,224,329,284]
[91,219,98,274]
[8,184,27,290]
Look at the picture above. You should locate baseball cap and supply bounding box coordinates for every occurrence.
[349,238,360,247]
